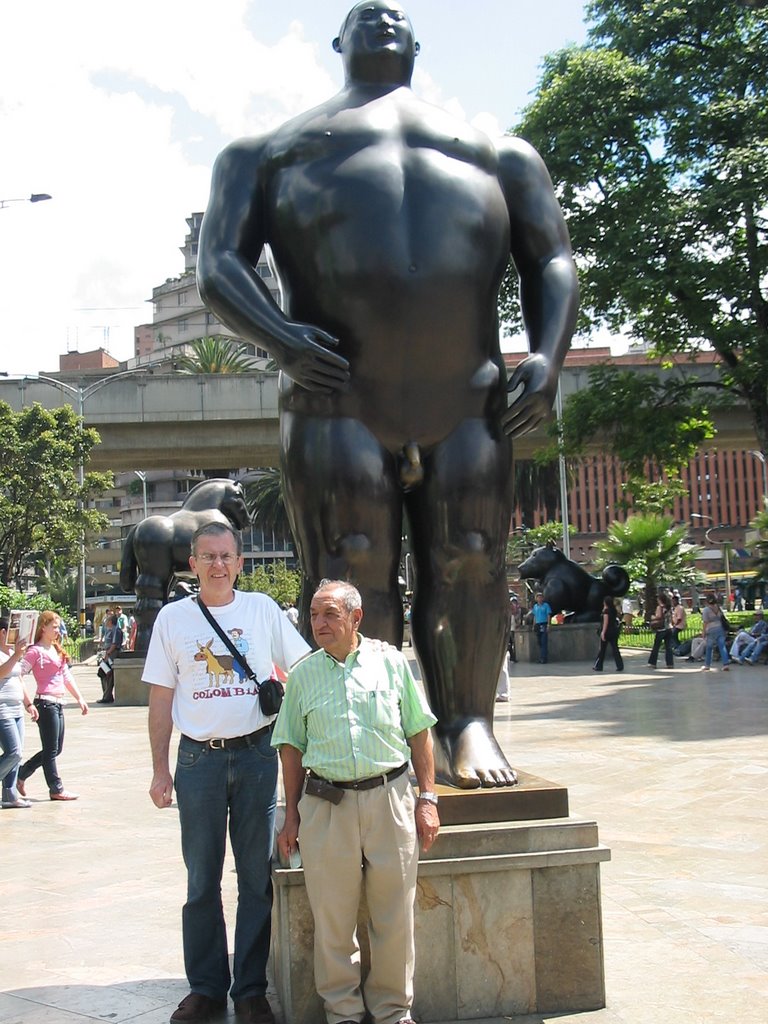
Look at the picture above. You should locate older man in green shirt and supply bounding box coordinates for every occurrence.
[273,579,439,1024]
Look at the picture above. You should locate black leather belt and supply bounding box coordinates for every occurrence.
[182,724,272,751]
[308,762,409,790]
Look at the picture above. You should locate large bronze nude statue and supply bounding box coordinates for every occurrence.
[197,1,578,788]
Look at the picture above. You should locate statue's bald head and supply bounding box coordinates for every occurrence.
[333,1,419,85]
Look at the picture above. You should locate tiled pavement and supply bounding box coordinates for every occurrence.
[1,651,766,1024]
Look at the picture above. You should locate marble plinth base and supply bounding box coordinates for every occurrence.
[516,622,599,663]
[271,816,610,1022]
[112,658,149,706]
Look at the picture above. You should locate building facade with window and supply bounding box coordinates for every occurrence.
[131,212,280,368]
[504,347,766,572]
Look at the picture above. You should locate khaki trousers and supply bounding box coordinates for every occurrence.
[298,770,418,1024]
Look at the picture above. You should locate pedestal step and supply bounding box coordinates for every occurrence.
[271,815,609,1021]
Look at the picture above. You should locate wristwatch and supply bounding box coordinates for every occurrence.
[418,791,439,805]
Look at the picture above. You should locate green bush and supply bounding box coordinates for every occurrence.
[0,584,77,637]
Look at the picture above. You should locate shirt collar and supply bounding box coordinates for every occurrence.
[321,634,368,667]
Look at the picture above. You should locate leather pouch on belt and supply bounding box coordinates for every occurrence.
[305,776,344,804]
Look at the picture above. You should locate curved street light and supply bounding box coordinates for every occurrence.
[0,193,52,210]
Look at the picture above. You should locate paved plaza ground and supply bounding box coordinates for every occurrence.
[1,650,766,1024]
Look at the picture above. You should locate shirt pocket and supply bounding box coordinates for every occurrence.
[360,689,400,731]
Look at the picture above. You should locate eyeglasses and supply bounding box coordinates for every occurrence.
[196,552,239,565]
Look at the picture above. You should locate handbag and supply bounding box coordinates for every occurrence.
[97,656,113,677]
[194,597,285,716]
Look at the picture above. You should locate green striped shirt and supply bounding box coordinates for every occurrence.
[271,636,437,781]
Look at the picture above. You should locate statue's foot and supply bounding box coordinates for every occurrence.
[434,718,518,789]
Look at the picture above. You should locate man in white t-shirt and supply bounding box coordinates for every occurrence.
[144,522,310,1024]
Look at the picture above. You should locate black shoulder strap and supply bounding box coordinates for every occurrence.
[195,596,257,682]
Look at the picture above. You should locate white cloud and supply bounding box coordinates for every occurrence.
[0,0,339,373]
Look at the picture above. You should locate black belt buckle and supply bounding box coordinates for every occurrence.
[205,726,269,751]
[305,775,345,804]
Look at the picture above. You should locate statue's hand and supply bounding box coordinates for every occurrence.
[279,322,350,393]
[502,353,557,438]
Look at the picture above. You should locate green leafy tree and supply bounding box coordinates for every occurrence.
[748,501,768,579]
[239,561,300,606]
[595,514,701,616]
[505,0,768,456]
[620,477,689,517]
[244,469,295,550]
[554,365,716,478]
[0,403,111,587]
[176,336,257,374]
[506,521,575,566]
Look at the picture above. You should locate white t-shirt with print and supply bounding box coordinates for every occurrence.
[142,591,310,741]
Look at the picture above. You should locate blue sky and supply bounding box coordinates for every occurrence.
[0,1,589,374]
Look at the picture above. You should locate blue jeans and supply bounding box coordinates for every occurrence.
[704,628,730,669]
[174,730,278,1002]
[0,715,25,798]
[742,636,768,662]
[20,699,64,794]
[649,628,674,667]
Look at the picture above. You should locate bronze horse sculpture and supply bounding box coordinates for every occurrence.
[119,478,251,654]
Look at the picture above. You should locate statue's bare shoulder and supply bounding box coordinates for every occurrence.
[494,134,572,265]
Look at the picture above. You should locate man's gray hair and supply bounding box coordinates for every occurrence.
[316,579,362,612]
[191,521,243,556]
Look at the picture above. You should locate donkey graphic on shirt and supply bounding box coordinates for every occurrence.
[194,640,236,687]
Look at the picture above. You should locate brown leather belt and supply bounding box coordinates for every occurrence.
[182,725,272,751]
[308,762,409,791]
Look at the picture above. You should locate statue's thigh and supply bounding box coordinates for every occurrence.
[408,418,513,552]
[281,412,402,549]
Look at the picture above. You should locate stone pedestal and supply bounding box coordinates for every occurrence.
[516,621,599,663]
[112,657,149,706]
[271,811,609,1022]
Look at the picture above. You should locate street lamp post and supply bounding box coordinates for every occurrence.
[555,376,571,559]
[18,368,155,634]
[133,470,148,520]
[748,450,768,505]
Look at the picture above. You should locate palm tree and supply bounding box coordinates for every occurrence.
[175,336,257,374]
[244,469,295,549]
[595,514,701,619]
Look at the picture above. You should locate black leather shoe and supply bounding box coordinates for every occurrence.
[233,995,275,1024]
[170,993,227,1023]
